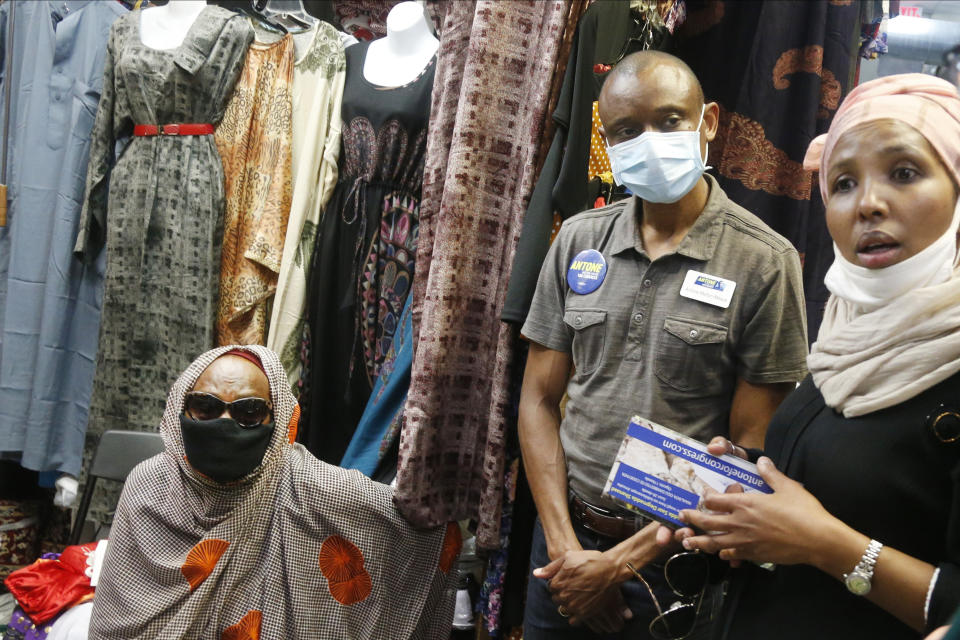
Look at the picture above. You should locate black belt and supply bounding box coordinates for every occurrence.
[570,493,651,542]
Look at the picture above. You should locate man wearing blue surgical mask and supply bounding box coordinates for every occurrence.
[519,51,810,639]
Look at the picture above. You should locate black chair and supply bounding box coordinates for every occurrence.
[69,430,165,545]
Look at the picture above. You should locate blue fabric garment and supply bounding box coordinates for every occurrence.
[944,608,960,640]
[0,0,124,476]
[340,294,413,476]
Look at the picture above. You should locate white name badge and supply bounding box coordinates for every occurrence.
[679,270,737,309]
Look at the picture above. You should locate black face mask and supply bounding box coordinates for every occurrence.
[180,415,275,483]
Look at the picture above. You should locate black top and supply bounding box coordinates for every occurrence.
[715,374,960,639]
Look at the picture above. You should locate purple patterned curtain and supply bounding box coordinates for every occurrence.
[397,0,570,548]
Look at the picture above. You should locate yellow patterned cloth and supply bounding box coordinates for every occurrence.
[215,33,294,345]
[588,100,611,179]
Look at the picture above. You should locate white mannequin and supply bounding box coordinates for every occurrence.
[140,0,208,51]
[363,1,438,88]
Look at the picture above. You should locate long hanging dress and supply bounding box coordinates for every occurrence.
[74,6,253,526]
[214,31,294,346]
[267,21,346,393]
[302,41,434,465]
[0,0,126,478]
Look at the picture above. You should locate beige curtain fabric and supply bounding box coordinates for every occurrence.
[267,23,347,392]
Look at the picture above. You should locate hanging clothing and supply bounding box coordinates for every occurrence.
[398,0,570,549]
[214,30,295,346]
[501,0,637,325]
[339,293,413,477]
[588,101,611,178]
[89,346,459,640]
[74,6,253,526]
[267,21,346,392]
[672,0,860,340]
[0,0,126,478]
[302,40,433,465]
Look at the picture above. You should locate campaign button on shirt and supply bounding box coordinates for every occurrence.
[567,249,607,294]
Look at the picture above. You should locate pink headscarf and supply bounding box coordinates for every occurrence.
[803,73,960,201]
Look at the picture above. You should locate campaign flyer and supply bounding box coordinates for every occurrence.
[602,415,772,528]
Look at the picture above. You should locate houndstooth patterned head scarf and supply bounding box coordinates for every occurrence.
[89,345,459,640]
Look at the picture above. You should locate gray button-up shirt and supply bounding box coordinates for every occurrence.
[522,175,808,505]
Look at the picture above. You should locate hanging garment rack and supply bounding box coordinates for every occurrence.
[250,0,316,31]
[0,0,15,227]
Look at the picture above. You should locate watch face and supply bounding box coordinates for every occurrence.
[845,571,872,596]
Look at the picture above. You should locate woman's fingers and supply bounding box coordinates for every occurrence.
[655,525,696,546]
[681,530,748,555]
[655,525,674,546]
[718,547,742,562]
[755,456,796,491]
[705,436,735,456]
[678,511,726,545]
[705,436,749,460]
[680,533,725,554]
[699,490,751,513]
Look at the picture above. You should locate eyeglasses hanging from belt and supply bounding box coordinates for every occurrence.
[626,550,717,640]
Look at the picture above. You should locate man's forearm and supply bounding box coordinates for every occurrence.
[728,378,794,448]
[519,399,581,560]
[605,522,672,583]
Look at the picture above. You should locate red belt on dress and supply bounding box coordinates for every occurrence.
[133,123,214,136]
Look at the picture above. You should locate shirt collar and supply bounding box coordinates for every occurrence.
[609,174,725,262]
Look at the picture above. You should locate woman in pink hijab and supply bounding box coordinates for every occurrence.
[660,74,960,639]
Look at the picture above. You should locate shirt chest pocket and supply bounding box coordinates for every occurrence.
[654,316,728,392]
[46,73,74,150]
[563,309,607,376]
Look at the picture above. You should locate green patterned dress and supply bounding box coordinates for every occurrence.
[75,6,253,526]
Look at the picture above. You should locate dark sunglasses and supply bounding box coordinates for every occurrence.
[627,550,711,640]
[183,391,273,427]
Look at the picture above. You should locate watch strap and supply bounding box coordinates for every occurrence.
[843,539,883,596]
[857,539,884,576]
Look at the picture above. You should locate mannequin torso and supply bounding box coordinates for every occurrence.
[140,0,208,50]
[363,1,438,87]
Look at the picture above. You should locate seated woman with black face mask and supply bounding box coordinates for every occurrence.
[88,346,461,640]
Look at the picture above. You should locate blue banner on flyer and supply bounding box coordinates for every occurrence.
[626,420,772,494]
[608,464,699,527]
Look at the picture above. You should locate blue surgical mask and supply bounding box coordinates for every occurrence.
[606,105,709,204]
